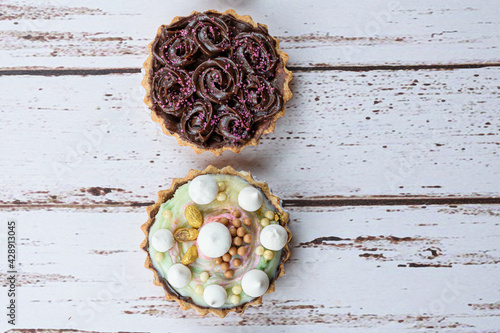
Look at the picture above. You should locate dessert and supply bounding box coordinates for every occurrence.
[140,166,291,317]
[142,10,293,155]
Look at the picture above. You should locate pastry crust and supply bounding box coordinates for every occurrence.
[142,9,293,156]
[140,165,292,317]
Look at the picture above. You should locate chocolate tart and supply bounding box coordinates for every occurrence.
[140,166,291,317]
[142,10,293,155]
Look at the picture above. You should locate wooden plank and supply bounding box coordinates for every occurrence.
[2,204,499,331]
[0,68,498,204]
[1,0,500,68]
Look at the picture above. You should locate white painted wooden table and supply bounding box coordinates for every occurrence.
[1,0,499,332]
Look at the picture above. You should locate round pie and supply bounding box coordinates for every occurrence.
[140,166,291,317]
[142,10,293,155]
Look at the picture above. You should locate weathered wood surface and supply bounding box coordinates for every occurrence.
[1,0,500,69]
[1,0,499,331]
[2,205,500,332]
[0,67,499,207]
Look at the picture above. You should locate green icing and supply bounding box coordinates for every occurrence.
[148,174,284,308]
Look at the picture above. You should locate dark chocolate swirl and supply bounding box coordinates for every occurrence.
[241,74,283,123]
[186,14,230,56]
[180,100,214,144]
[151,67,194,117]
[193,57,240,104]
[216,104,252,144]
[152,31,199,68]
[231,32,278,78]
[148,11,288,149]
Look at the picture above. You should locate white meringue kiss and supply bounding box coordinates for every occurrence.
[260,224,288,251]
[238,186,264,212]
[151,229,174,252]
[203,284,227,307]
[241,269,270,297]
[197,222,232,258]
[167,263,192,288]
[188,175,218,205]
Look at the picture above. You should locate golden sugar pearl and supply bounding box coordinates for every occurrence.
[232,210,242,218]
[243,217,252,226]
[260,218,270,227]
[217,181,226,192]
[232,218,242,228]
[221,262,230,271]
[224,269,234,278]
[214,257,223,265]
[229,226,237,237]
[255,246,265,256]
[154,252,165,263]
[217,192,227,202]
[232,285,242,295]
[237,226,246,237]
[233,237,243,246]
[222,253,232,262]
[228,246,237,256]
[243,234,252,243]
[230,294,241,305]
[219,217,229,226]
[195,284,204,294]
[264,211,274,220]
[263,250,274,261]
[233,258,241,267]
[162,210,173,219]
[200,271,209,283]
[237,246,247,256]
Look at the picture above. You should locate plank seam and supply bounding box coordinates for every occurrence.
[1,196,499,209]
[290,63,500,72]
[283,196,500,207]
[1,63,500,76]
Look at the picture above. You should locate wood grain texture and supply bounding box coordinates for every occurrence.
[1,0,499,331]
[1,0,499,69]
[0,68,498,206]
[1,205,499,331]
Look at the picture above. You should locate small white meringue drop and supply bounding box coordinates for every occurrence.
[203,284,227,307]
[197,222,232,258]
[151,229,174,252]
[241,269,270,297]
[260,224,288,251]
[238,186,264,212]
[167,263,192,289]
[188,175,218,205]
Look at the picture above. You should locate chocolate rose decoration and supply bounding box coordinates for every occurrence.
[180,101,214,144]
[152,31,198,68]
[231,32,278,78]
[216,104,252,144]
[187,14,230,56]
[193,57,240,104]
[241,75,283,123]
[151,67,194,117]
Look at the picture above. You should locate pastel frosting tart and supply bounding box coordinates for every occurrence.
[142,9,293,156]
[140,166,291,317]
